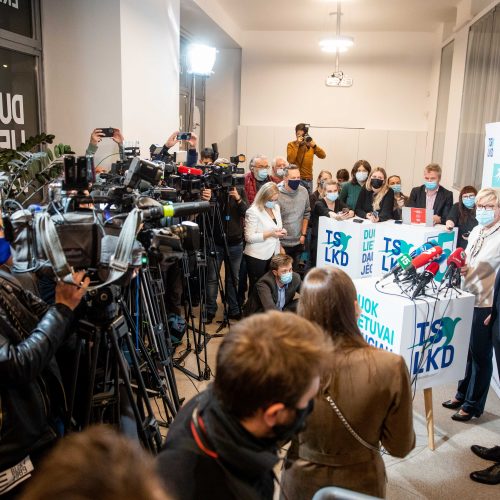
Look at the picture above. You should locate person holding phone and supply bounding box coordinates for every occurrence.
[310,180,354,267]
[244,182,287,292]
[355,167,394,222]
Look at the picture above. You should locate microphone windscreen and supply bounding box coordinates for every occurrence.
[411,246,443,269]
[447,247,466,268]
[177,165,203,176]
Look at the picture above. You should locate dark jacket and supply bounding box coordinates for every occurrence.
[407,185,454,222]
[491,271,500,332]
[212,188,249,246]
[446,202,478,249]
[244,270,301,316]
[355,187,395,222]
[156,388,279,500]
[0,270,74,470]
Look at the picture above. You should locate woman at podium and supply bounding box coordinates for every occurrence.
[282,267,415,498]
[355,167,395,222]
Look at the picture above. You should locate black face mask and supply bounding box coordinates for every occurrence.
[272,399,315,444]
[371,178,384,189]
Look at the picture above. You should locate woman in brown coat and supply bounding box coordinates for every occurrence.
[281,267,415,499]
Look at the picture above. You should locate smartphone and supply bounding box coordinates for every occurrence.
[372,210,379,218]
[99,127,115,137]
[177,132,192,141]
[337,207,349,215]
[353,218,364,224]
[395,220,403,224]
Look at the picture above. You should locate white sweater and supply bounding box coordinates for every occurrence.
[464,220,500,307]
[244,204,283,260]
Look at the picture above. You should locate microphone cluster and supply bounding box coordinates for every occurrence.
[377,243,466,299]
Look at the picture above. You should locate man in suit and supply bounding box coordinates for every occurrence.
[468,270,500,485]
[408,163,453,224]
[244,254,301,316]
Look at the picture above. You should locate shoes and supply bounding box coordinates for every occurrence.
[471,445,500,462]
[205,313,215,324]
[228,312,242,321]
[451,409,474,422]
[442,399,462,410]
[470,463,500,485]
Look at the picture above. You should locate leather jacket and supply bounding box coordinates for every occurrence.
[0,270,74,470]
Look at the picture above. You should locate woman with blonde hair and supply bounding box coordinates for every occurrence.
[355,166,394,222]
[244,182,287,291]
[309,170,333,212]
[282,267,415,498]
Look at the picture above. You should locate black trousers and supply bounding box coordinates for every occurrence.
[245,255,271,295]
[283,244,304,272]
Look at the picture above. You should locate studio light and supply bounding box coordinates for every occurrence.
[319,35,354,52]
[187,44,217,76]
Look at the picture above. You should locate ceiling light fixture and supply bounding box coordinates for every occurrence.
[319,2,354,53]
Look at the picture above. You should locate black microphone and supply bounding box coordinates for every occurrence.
[141,201,210,220]
[411,262,440,299]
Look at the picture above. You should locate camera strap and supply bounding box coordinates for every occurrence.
[35,209,142,291]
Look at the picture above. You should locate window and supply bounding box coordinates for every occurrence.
[455,7,500,189]
[432,41,454,166]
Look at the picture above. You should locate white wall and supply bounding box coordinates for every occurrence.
[42,0,123,162]
[120,0,180,152]
[42,0,180,165]
[205,48,241,158]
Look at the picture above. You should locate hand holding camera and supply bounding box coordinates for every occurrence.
[229,187,241,202]
[56,271,90,311]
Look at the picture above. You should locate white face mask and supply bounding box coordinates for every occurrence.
[356,171,368,183]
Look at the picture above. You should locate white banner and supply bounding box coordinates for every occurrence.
[482,122,500,189]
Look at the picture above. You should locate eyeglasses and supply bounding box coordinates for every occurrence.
[462,194,475,200]
[476,204,497,210]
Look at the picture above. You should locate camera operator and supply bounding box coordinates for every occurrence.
[200,147,217,166]
[156,311,332,500]
[287,124,326,193]
[206,159,248,323]
[86,127,124,173]
[0,228,89,498]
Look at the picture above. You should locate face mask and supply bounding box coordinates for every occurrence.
[355,171,368,183]
[288,179,301,191]
[265,200,276,209]
[272,399,314,444]
[255,169,268,181]
[476,208,496,226]
[462,196,476,209]
[0,237,11,265]
[424,181,438,191]
[276,168,285,177]
[371,178,384,189]
[390,184,402,193]
[326,192,338,202]
[279,272,293,285]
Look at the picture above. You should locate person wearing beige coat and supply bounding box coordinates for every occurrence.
[281,267,415,499]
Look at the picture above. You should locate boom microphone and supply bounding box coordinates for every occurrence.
[442,247,466,283]
[177,165,204,176]
[141,201,210,220]
[411,261,440,299]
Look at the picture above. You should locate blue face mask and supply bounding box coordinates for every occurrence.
[265,200,276,209]
[279,272,293,285]
[462,196,476,209]
[390,184,402,193]
[476,208,496,226]
[0,237,11,265]
[288,179,301,191]
[424,181,438,191]
[326,192,339,202]
[255,169,268,181]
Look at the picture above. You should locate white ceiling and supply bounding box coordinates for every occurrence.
[216,0,462,33]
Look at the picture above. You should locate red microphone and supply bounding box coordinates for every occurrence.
[412,261,440,299]
[443,247,466,283]
[409,246,443,270]
[177,165,203,176]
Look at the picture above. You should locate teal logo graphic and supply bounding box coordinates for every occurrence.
[493,164,500,188]
[380,237,414,272]
[433,231,456,281]
[323,230,351,266]
[410,316,462,375]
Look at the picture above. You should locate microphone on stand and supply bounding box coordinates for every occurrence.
[442,247,466,284]
[411,262,440,299]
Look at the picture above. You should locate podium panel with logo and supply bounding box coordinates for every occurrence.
[353,278,474,450]
[353,277,474,391]
[316,217,377,279]
[373,222,457,281]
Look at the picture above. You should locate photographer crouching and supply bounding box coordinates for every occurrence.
[0,225,89,498]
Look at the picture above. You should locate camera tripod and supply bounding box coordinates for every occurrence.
[67,302,163,453]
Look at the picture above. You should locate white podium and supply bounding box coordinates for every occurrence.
[372,222,457,281]
[316,217,377,279]
[354,277,474,449]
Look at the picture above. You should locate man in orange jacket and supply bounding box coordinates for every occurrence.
[287,123,326,193]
